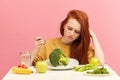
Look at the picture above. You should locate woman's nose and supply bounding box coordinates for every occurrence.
[70,31,75,36]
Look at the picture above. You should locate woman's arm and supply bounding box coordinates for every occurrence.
[30,36,45,64]
[89,29,105,65]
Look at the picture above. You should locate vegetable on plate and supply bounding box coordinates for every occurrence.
[49,48,69,67]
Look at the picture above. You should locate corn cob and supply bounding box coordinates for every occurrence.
[12,67,33,74]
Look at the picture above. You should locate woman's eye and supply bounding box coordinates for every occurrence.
[75,30,80,34]
[68,26,72,30]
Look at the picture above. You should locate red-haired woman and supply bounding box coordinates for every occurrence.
[31,10,104,66]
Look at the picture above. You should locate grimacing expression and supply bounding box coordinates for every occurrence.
[63,18,81,43]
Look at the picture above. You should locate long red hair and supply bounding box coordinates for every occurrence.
[60,10,90,64]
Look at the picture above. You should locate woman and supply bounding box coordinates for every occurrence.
[31,9,104,66]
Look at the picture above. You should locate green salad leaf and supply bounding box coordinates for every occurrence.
[73,64,97,72]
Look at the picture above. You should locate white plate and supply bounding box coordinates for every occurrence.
[46,58,79,70]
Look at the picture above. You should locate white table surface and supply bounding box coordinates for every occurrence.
[2,65,120,80]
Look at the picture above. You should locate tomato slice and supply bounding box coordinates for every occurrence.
[18,64,28,68]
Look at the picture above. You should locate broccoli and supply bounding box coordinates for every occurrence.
[49,48,69,67]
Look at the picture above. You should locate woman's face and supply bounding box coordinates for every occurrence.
[62,18,81,44]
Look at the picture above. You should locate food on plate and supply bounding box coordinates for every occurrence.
[73,64,97,72]
[86,66,109,74]
[12,67,32,74]
[35,60,48,73]
[49,48,70,67]
[47,58,79,70]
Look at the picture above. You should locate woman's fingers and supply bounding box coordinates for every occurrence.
[35,36,46,48]
[36,36,42,41]
[36,39,45,45]
[89,28,95,37]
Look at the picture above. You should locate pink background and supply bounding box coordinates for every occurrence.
[0,0,120,79]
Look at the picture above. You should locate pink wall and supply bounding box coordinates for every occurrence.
[0,0,120,79]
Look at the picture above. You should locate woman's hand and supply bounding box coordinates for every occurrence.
[34,36,45,50]
[89,28,96,38]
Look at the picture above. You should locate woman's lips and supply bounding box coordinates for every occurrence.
[67,36,73,39]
